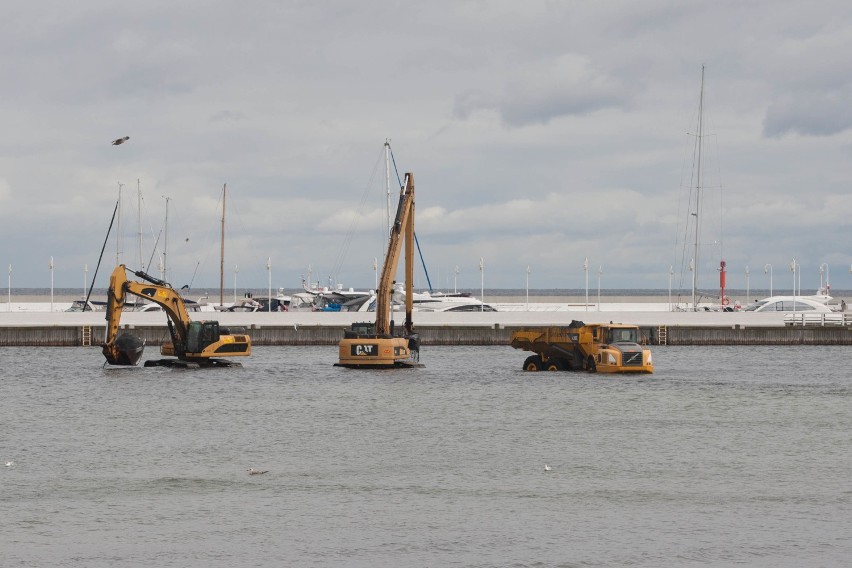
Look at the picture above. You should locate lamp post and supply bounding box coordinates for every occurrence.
[233,264,238,303]
[668,265,674,311]
[267,257,272,312]
[525,265,530,311]
[454,265,459,294]
[373,257,378,291]
[49,256,54,312]
[162,195,170,282]
[83,263,88,300]
[583,257,589,312]
[819,263,830,297]
[688,259,695,310]
[7,265,11,312]
[764,264,773,297]
[597,265,603,311]
[745,265,750,304]
[790,259,798,314]
[479,258,484,313]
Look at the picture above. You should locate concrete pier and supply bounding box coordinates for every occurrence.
[1,310,851,346]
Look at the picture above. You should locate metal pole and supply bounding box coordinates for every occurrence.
[764,264,772,297]
[83,263,88,300]
[583,257,589,312]
[745,265,750,304]
[7,265,11,312]
[597,265,602,311]
[234,264,238,303]
[116,182,123,265]
[479,258,484,312]
[791,259,797,314]
[220,184,226,307]
[689,258,695,310]
[162,196,170,282]
[526,265,530,311]
[454,265,459,294]
[668,265,674,311]
[267,257,272,312]
[137,179,143,269]
[49,256,54,312]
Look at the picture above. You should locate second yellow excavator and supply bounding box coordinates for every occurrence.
[102,265,251,367]
[336,172,421,368]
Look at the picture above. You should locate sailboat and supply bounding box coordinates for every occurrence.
[676,66,728,312]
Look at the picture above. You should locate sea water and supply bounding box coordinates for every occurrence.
[1,345,850,567]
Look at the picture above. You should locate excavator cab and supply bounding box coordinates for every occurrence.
[187,321,220,353]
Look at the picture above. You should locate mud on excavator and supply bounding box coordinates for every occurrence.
[102,265,251,367]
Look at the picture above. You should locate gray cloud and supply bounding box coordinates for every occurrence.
[454,54,628,127]
[763,90,852,137]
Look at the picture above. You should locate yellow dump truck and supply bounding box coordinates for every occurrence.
[510,321,653,373]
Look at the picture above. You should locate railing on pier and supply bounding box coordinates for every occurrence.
[783,313,852,327]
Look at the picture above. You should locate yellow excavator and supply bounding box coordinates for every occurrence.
[102,264,251,367]
[336,172,421,368]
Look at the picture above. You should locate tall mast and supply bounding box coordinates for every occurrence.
[384,139,391,243]
[163,196,170,282]
[692,65,705,311]
[220,184,226,306]
[137,179,143,270]
[116,182,124,265]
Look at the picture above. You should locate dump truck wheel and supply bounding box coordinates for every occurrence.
[586,356,597,373]
[544,359,564,371]
[523,355,542,372]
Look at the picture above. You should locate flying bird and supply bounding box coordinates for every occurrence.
[544,464,551,472]
[111,136,130,145]
[247,468,269,475]
[5,460,14,467]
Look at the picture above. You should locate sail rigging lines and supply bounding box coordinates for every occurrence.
[329,144,390,286]
[673,65,726,308]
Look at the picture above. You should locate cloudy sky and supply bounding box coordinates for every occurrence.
[1,1,851,294]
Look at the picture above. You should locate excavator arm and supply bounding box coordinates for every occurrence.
[375,173,415,336]
[103,265,192,364]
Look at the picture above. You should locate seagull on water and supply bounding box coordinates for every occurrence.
[544,464,551,472]
[247,468,268,475]
[5,460,14,467]
[111,136,130,145]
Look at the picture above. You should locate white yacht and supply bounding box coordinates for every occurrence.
[743,295,833,313]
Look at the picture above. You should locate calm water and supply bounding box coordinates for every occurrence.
[1,345,850,567]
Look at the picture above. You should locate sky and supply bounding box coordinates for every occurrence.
[1,1,851,295]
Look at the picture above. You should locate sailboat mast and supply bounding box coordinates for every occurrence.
[220,184,226,306]
[384,139,391,242]
[692,65,705,311]
[116,182,123,266]
[137,179,143,270]
[163,196,170,282]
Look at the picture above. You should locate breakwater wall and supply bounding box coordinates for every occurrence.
[1,324,851,347]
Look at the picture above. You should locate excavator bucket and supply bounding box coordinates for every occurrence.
[103,333,146,366]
